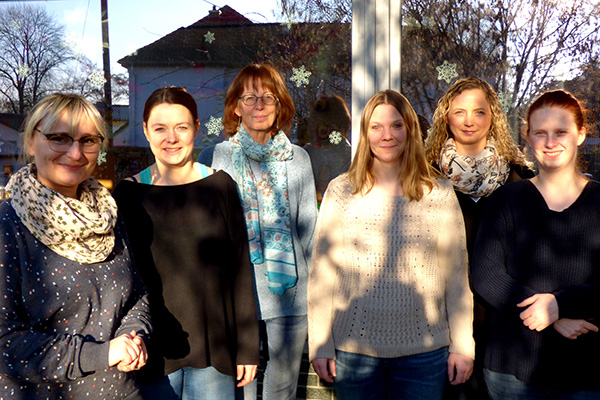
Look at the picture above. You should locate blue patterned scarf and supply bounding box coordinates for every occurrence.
[230,127,296,295]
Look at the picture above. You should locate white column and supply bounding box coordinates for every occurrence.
[351,0,402,156]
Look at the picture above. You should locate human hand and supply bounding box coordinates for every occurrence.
[109,330,147,371]
[236,364,257,387]
[518,293,559,331]
[311,358,336,383]
[553,318,599,340]
[447,353,473,385]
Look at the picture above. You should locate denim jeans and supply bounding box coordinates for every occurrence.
[242,315,308,400]
[484,369,600,400]
[140,366,237,400]
[334,347,449,400]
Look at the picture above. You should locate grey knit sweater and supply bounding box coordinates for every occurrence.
[308,175,475,361]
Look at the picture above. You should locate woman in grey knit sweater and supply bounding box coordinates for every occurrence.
[308,90,474,400]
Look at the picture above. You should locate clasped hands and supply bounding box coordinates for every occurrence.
[108,330,148,372]
[518,293,598,339]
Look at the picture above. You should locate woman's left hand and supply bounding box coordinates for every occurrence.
[447,353,473,385]
[518,293,559,331]
[236,364,257,387]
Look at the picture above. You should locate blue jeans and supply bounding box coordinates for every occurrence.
[140,366,237,400]
[242,315,308,400]
[334,347,449,400]
[484,369,600,400]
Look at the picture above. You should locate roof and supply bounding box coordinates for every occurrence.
[118,5,349,69]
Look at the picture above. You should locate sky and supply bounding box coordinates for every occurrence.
[0,0,282,74]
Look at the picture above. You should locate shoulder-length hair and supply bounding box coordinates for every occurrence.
[222,63,295,137]
[21,93,106,163]
[424,77,529,168]
[143,86,199,126]
[347,90,436,201]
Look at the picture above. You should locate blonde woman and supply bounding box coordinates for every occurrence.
[0,93,151,399]
[309,90,474,400]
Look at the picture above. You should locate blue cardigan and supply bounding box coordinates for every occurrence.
[198,142,318,320]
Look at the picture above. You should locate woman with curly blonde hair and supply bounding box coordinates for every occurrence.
[425,77,532,254]
[425,79,533,399]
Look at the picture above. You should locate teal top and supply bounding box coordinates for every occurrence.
[137,163,212,185]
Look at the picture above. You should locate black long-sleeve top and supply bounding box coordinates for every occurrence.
[113,171,259,382]
[471,179,600,390]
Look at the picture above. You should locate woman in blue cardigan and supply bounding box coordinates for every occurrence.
[198,64,318,400]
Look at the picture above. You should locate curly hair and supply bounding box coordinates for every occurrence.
[424,77,529,168]
[347,90,436,201]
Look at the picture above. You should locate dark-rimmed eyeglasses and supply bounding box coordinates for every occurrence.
[238,94,278,106]
[42,132,105,153]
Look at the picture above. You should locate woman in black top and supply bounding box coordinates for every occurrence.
[113,87,259,400]
[472,90,600,399]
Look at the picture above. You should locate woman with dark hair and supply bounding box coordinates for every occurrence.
[113,86,259,399]
[308,90,474,400]
[198,64,318,400]
[472,89,600,399]
[0,93,151,399]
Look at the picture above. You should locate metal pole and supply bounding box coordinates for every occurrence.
[101,0,113,136]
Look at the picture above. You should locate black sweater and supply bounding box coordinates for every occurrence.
[472,179,600,390]
[113,171,259,381]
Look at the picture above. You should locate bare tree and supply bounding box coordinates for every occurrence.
[278,0,351,23]
[0,4,73,115]
[402,0,600,133]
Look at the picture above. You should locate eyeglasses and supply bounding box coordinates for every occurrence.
[42,133,105,153]
[238,94,278,106]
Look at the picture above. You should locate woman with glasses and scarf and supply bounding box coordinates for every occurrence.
[0,93,151,399]
[198,63,318,400]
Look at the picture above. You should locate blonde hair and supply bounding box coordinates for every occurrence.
[21,93,106,163]
[347,90,436,201]
[424,77,529,167]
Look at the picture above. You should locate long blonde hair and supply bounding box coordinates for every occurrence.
[347,90,436,201]
[424,77,529,167]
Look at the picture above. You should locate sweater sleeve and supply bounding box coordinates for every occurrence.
[308,177,345,361]
[224,175,260,365]
[471,187,537,313]
[0,218,105,383]
[292,146,318,267]
[436,183,475,359]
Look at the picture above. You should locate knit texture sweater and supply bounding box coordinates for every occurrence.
[112,171,259,380]
[198,143,318,320]
[0,201,151,400]
[308,175,475,361]
[472,179,600,390]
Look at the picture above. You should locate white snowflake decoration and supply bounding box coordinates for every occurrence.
[498,91,513,113]
[17,64,31,79]
[204,31,215,44]
[329,131,343,145]
[290,66,311,88]
[87,71,107,91]
[205,116,223,136]
[97,150,107,165]
[436,60,458,84]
